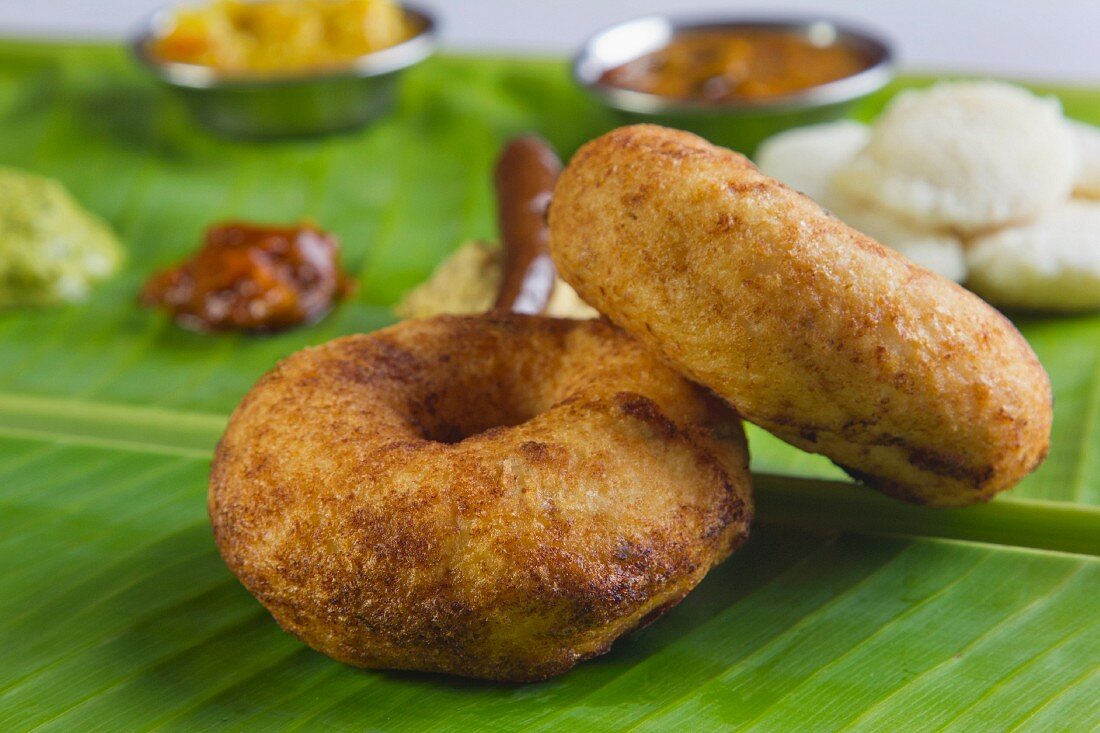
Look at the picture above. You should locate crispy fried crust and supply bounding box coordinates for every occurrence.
[209,314,752,682]
[549,124,1052,507]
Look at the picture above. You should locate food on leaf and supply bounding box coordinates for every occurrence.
[757,82,1100,304]
[141,220,353,332]
[492,136,561,314]
[0,167,123,308]
[395,135,597,321]
[210,314,752,681]
[1070,119,1100,198]
[550,124,1051,507]
[394,241,596,321]
[832,82,1076,232]
[967,199,1100,312]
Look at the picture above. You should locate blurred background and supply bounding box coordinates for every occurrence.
[3,0,1097,82]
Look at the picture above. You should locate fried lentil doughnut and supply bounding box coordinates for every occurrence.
[210,314,751,682]
[549,124,1052,507]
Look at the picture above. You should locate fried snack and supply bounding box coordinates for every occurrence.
[549,124,1052,507]
[210,314,752,681]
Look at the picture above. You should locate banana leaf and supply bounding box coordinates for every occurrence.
[0,41,1096,731]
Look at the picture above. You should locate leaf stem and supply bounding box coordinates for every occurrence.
[754,473,1100,557]
[0,392,1095,556]
[0,392,225,458]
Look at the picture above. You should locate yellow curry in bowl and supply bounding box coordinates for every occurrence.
[150,0,417,73]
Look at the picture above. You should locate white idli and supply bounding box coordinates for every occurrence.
[754,120,869,203]
[825,190,968,282]
[833,82,1077,232]
[966,199,1100,312]
[1070,119,1100,198]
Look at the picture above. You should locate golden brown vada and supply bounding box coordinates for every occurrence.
[549,124,1052,507]
[209,314,752,682]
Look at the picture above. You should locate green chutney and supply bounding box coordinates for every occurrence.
[0,166,123,307]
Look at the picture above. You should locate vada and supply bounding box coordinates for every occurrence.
[549,124,1052,507]
[210,314,752,681]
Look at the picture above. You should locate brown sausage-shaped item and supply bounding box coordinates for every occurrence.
[550,125,1052,507]
[492,136,562,314]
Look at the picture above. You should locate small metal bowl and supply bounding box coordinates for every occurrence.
[574,15,894,154]
[133,3,436,139]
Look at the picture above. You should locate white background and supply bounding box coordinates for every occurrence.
[1,0,1097,83]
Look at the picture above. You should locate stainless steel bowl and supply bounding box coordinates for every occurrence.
[574,15,894,154]
[133,4,436,139]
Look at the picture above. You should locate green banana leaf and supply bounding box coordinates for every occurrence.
[0,41,1097,731]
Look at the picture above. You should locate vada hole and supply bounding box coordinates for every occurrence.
[410,389,546,445]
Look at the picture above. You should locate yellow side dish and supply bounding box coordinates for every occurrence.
[151,0,416,73]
